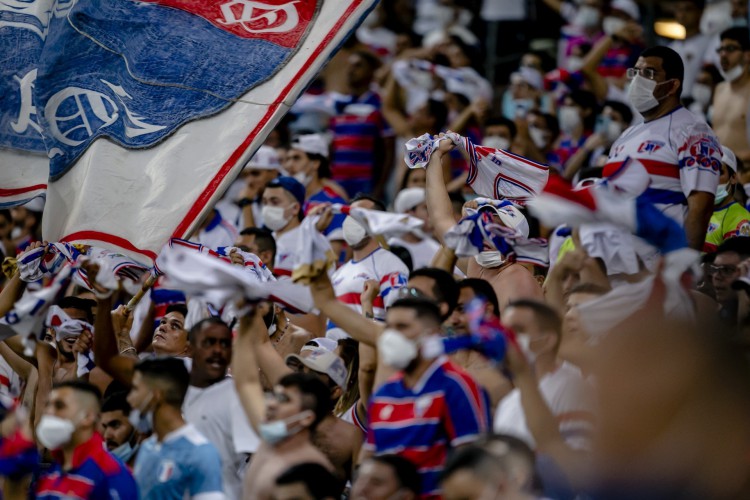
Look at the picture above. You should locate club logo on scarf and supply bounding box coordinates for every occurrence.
[1,0,318,180]
[637,140,664,154]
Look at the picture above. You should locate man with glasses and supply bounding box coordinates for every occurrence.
[603,45,721,251]
[710,237,750,325]
[712,28,750,165]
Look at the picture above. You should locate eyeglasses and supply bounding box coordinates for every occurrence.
[626,67,658,80]
[716,45,742,54]
[397,287,426,299]
[709,264,739,277]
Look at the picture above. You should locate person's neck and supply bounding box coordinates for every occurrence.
[305,177,323,197]
[61,429,93,470]
[190,371,225,389]
[348,83,369,98]
[274,429,312,451]
[533,354,560,379]
[153,346,188,358]
[729,69,750,88]
[57,352,75,366]
[402,357,437,388]
[642,99,680,123]
[275,218,301,237]
[352,239,381,261]
[154,405,187,442]
[569,125,584,141]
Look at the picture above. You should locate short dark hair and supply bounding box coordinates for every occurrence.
[640,46,685,90]
[101,391,131,415]
[239,227,277,263]
[278,372,332,431]
[368,455,421,494]
[351,193,386,211]
[568,90,599,130]
[603,100,633,126]
[721,27,750,51]
[188,317,230,345]
[134,357,190,407]
[165,303,188,318]
[506,299,562,337]
[58,296,96,324]
[275,462,344,499]
[307,152,331,179]
[389,245,414,273]
[0,209,10,222]
[389,297,443,327]
[716,237,750,259]
[440,445,501,484]
[350,48,381,71]
[458,278,500,315]
[409,268,458,318]
[483,117,517,140]
[53,380,102,408]
[427,99,448,132]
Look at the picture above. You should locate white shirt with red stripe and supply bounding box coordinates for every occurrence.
[273,225,305,279]
[326,247,408,340]
[603,106,721,225]
[0,356,21,408]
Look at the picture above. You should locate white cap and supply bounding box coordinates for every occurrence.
[723,146,737,173]
[285,347,348,388]
[480,203,529,238]
[511,67,543,91]
[394,187,426,214]
[301,337,338,353]
[611,0,640,21]
[291,134,329,159]
[245,145,281,170]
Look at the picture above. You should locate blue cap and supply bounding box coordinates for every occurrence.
[266,176,305,206]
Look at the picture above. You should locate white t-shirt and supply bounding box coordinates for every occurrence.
[327,247,409,340]
[184,378,260,500]
[273,225,305,278]
[387,235,441,271]
[604,106,721,225]
[195,211,239,250]
[494,362,595,451]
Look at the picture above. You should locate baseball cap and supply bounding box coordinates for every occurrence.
[722,146,737,173]
[510,67,543,91]
[266,176,306,206]
[285,347,348,389]
[611,0,640,21]
[290,134,329,159]
[394,187,426,214]
[245,145,281,170]
[479,202,530,238]
[301,337,338,353]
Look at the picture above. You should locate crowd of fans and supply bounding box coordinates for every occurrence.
[1,0,750,498]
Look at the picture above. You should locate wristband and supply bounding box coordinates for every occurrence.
[237,197,253,208]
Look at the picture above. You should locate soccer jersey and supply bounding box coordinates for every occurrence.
[603,106,721,225]
[494,362,595,451]
[195,210,239,250]
[37,433,137,499]
[184,378,259,500]
[704,202,750,253]
[307,187,347,241]
[387,236,441,270]
[366,356,491,498]
[326,247,408,340]
[134,424,225,500]
[273,225,305,278]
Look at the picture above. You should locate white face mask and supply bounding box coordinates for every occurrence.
[515,334,538,365]
[558,105,582,135]
[342,216,368,246]
[259,410,313,445]
[377,329,418,369]
[262,205,293,231]
[528,126,549,149]
[483,136,511,151]
[474,250,505,268]
[566,56,584,72]
[720,64,745,83]
[573,5,601,28]
[36,414,76,450]
[715,183,730,204]
[691,83,712,107]
[627,74,661,113]
[595,116,624,143]
[128,393,154,434]
[292,171,312,187]
[602,16,626,36]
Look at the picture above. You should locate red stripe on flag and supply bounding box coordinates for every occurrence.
[60,231,158,260]
[0,184,47,196]
[174,0,366,239]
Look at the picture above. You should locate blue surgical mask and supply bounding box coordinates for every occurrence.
[128,393,154,434]
[259,410,312,445]
[112,441,138,463]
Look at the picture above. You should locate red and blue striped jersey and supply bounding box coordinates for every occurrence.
[365,357,491,498]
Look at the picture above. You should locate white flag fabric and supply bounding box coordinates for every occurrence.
[1,0,377,265]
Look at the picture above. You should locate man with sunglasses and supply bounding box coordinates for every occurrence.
[603,45,721,251]
[712,28,750,165]
[710,237,750,325]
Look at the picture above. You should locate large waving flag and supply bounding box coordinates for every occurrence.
[1,0,377,263]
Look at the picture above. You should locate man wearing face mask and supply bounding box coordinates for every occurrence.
[549,90,598,172]
[364,297,491,499]
[32,381,138,498]
[493,300,595,452]
[603,46,722,250]
[704,147,750,252]
[101,391,142,467]
[261,176,310,278]
[712,28,750,165]
[129,357,225,499]
[326,194,408,340]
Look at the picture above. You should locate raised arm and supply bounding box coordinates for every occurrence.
[381,73,413,138]
[425,135,459,242]
[92,297,137,386]
[233,308,267,432]
[249,303,293,385]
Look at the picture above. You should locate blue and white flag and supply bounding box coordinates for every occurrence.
[1,0,377,263]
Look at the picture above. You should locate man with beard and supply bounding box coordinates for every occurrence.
[182,318,259,500]
[100,391,142,466]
